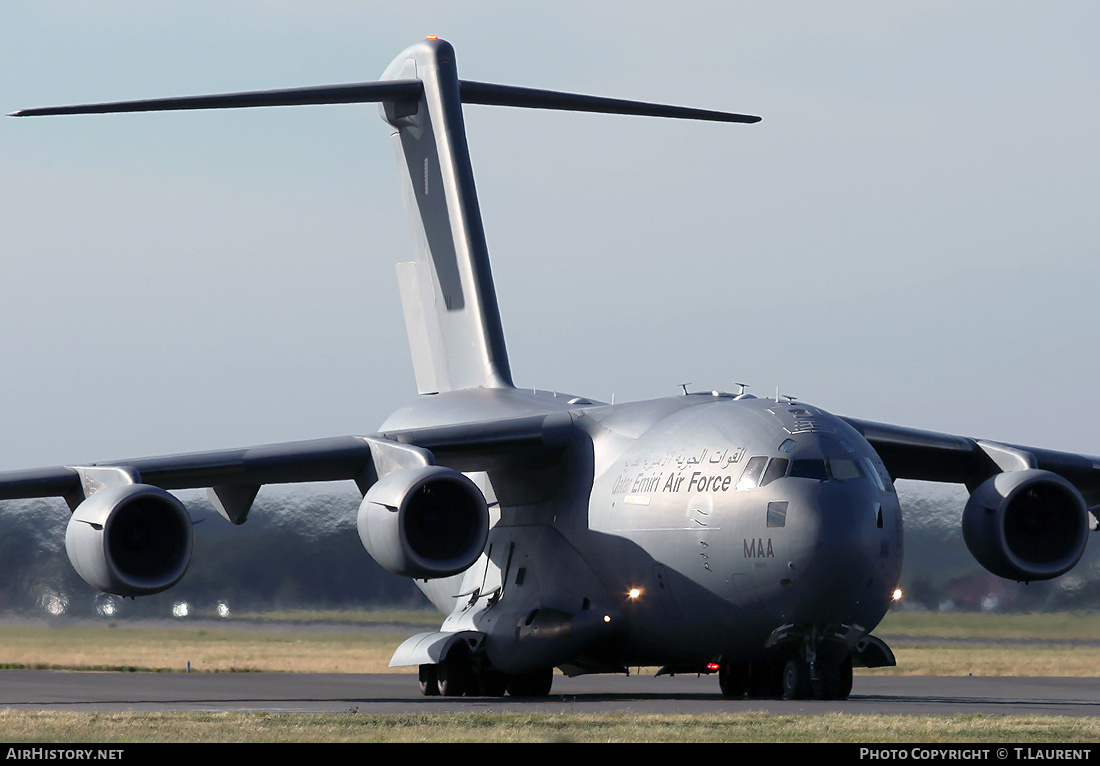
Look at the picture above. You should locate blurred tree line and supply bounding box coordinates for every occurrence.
[0,482,1095,619]
[0,487,429,619]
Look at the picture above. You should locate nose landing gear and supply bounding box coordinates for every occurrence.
[808,654,853,701]
[782,657,812,700]
[718,654,851,700]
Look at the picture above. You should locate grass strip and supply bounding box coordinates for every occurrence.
[0,710,1097,743]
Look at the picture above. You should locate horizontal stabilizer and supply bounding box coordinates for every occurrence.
[12,79,759,126]
[9,81,424,117]
[458,80,760,123]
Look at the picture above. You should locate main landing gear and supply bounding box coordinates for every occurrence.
[418,654,554,698]
[718,654,852,701]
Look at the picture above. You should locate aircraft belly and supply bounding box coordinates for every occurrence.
[430,522,624,675]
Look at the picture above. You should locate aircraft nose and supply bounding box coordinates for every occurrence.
[784,480,898,625]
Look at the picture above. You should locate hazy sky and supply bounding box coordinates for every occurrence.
[2,2,1098,472]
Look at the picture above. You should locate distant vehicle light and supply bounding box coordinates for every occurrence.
[96,595,119,617]
[39,590,67,616]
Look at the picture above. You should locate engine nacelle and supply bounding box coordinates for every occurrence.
[962,469,1089,582]
[65,484,194,596]
[358,466,488,579]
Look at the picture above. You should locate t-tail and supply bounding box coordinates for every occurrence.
[381,39,512,394]
[11,37,760,394]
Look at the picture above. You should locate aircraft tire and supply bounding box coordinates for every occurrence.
[436,655,470,697]
[747,660,783,699]
[718,663,749,698]
[418,664,440,697]
[782,658,812,700]
[475,668,509,697]
[507,667,553,697]
[837,656,853,699]
[812,655,853,701]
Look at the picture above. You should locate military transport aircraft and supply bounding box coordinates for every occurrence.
[6,38,1098,701]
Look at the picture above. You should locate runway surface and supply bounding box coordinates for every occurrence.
[0,672,1096,716]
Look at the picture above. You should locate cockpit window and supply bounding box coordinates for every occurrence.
[864,457,895,492]
[736,456,768,490]
[773,452,892,488]
[760,458,790,487]
[861,457,884,491]
[789,459,828,481]
[829,459,864,481]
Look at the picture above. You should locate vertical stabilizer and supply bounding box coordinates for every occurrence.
[11,38,758,395]
[380,40,514,394]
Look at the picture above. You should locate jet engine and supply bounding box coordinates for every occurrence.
[358,466,488,579]
[65,484,194,596]
[962,469,1089,582]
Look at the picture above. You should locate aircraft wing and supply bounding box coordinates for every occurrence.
[382,412,575,471]
[0,411,576,520]
[0,436,376,513]
[0,410,576,596]
[841,416,1100,511]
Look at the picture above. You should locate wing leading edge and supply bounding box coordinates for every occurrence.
[842,416,1100,516]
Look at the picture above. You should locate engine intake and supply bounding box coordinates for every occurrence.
[962,469,1089,582]
[358,466,488,579]
[66,484,194,596]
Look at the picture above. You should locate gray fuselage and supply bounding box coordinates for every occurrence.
[381,387,903,671]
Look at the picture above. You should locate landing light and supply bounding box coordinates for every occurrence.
[892,588,903,602]
[628,588,642,599]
